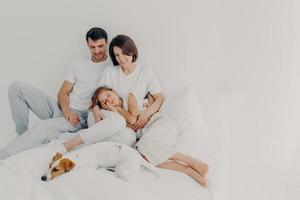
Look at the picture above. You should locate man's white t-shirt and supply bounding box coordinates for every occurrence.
[98,65,161,111]
[65,55,112,111]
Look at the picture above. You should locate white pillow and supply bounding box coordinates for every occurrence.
[161,86,210,141]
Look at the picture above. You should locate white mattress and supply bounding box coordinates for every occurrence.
[0,134,228,200]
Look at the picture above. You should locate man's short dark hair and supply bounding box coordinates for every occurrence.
[109,34,138,66]
[86,27,108,42]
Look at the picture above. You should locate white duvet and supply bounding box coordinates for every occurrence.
[0,133,228,200]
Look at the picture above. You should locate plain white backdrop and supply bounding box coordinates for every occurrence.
[0,0,300,199]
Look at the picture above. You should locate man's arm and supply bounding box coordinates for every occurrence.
[57,80,79,126]
[133,92,164,130]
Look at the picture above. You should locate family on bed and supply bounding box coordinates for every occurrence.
[0,27,209,187]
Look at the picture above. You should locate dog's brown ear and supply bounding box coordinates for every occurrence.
[60,159,75,172]
[52,152,63,162]
[49,152,63,168]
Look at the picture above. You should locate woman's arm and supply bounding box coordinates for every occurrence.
[91,105,102,123]
[145,92,164,115]
[133,92,164,130]
[116,93,139,125]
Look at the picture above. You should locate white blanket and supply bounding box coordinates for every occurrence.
[0,135,228,200]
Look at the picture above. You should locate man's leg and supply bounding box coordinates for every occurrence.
[8,81,61,135]
[1,116,83,158]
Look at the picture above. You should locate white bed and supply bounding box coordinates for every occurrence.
[0,86,231,200]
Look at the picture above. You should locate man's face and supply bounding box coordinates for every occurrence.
[87,38,108,63]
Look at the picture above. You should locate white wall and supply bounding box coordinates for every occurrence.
[0,0,299,199]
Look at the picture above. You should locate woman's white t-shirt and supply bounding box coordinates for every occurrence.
[98,65,161,111]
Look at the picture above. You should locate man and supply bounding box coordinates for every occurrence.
[0,27,111,159]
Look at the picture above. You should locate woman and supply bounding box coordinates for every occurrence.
[91,86,209,187]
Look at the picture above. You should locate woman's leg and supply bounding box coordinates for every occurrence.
[157,161,208,188]
[170,152,209,176]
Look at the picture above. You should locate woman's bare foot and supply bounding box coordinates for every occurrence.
[187,156,209,176]
[186,166,208,188]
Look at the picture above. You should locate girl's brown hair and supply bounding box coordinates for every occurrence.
[89,86,112,110]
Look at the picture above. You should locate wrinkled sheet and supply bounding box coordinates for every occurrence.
[0,135,228,200]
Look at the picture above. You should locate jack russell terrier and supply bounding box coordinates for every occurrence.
[41,142,159,182]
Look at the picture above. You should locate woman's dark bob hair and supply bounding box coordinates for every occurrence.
[109,34,138,66]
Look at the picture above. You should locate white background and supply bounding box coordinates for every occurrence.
[0,0,299,199]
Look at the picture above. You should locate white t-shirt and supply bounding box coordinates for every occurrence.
[98,64,161,111]
[65,55,112,111]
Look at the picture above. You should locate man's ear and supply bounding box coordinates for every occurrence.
[60,159,75,172]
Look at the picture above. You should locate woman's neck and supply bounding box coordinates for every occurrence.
[121,63,136,75]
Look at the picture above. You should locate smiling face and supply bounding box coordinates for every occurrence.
[87,38,108,63]
[113,46,134,70]
[97,89,122,107]
[41,153,75,181]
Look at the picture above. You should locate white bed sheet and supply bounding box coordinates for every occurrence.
[0,133,228,200]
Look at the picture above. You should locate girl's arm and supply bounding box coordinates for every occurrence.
[116,93,139,126]
[91,105,102,123]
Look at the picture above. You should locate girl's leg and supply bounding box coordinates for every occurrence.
[157,161,208,188]
[63,135,84,152]
[62,111,128,152]
[170,152,209,176]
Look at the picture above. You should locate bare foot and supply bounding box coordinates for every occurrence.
[186,167,208,188]
[187,156,209,176]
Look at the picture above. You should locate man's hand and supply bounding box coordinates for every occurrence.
[63,109,80,127]
[133,110,152,130]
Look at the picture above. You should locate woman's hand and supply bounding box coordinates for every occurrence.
[133,110,152,130]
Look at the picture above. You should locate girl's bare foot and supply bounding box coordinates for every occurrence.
[186,166,208,188]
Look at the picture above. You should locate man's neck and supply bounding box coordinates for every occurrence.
[91,54,108,63]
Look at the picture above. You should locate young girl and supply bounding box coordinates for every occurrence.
[93,86,209,188]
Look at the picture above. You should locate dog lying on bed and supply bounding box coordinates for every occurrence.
[41,142,159,182]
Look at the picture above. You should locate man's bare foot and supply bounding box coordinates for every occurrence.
[186,167,208,188]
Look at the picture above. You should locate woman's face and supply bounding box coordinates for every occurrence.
[97,90,121,106]
[113,46,134,70]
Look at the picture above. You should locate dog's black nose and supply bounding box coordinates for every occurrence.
[41,175,47,181]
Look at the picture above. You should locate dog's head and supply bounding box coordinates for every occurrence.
[41,152,75,181]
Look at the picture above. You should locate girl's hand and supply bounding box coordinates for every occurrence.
[101,102,118,112]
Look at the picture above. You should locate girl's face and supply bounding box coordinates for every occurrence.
[97,90,121,106]
[113,46,134,70]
